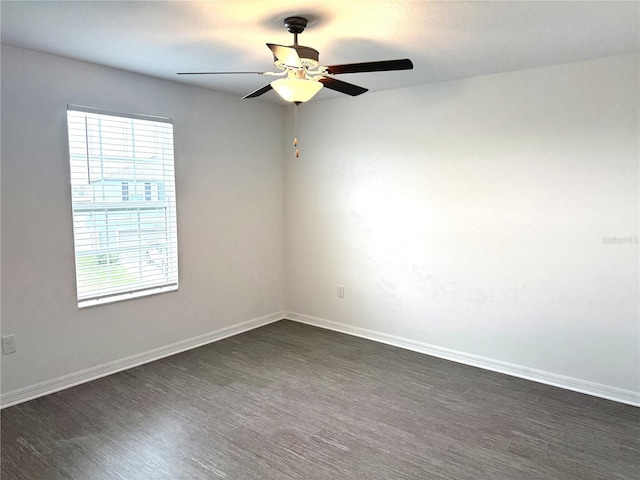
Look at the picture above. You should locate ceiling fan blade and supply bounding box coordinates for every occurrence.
[325,59,414,75]
[267,43,302,69]
[177,71,267,75]
[319,77,368,96]
[243,84,273,99]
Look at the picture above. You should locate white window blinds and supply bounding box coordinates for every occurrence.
[67,105,178,308]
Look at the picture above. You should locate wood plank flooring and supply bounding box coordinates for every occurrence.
[1,320,638,479]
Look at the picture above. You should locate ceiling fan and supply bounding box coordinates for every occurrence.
[178,16,414,103]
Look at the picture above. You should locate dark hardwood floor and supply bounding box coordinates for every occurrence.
[1,320,638,479]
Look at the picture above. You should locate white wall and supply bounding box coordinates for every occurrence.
[2,45,638,405]
[1,45,285,395]
[285,54,639,397]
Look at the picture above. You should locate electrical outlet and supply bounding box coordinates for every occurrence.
[337,285,345,298]
[2,335,16,355]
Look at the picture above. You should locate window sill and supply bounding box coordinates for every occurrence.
[78,284,178,309]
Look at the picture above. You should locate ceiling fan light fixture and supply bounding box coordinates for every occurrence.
[270,78,323,103]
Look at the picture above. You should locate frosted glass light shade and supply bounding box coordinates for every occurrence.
[271,78,323,103]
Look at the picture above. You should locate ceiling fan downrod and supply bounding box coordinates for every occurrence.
[284,16,308,46]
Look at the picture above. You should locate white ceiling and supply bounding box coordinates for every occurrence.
[2,1,638,104]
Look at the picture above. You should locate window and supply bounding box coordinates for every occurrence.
[67,105,178,308]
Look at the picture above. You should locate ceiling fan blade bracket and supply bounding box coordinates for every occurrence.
[267,43,303,69]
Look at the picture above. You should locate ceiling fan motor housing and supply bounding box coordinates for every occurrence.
[274,45,319,70]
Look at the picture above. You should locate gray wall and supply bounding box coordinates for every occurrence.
[1,45,286,394]
[285,54,639,397]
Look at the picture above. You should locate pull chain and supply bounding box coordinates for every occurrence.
[294,101,300,158]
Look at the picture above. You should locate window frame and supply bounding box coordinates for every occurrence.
[66,104,179,308]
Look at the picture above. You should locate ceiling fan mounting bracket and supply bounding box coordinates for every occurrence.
[284,16,308,35]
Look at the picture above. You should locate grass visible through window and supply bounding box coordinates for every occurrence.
[76,255,137,290]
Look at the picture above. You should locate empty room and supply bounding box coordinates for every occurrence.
[1,1,638,479]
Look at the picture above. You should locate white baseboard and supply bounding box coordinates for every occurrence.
[285,311,640,407]
[4,310,638,409]
[0,311,285,409]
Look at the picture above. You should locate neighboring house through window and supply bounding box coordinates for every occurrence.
[67,105,179,307]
